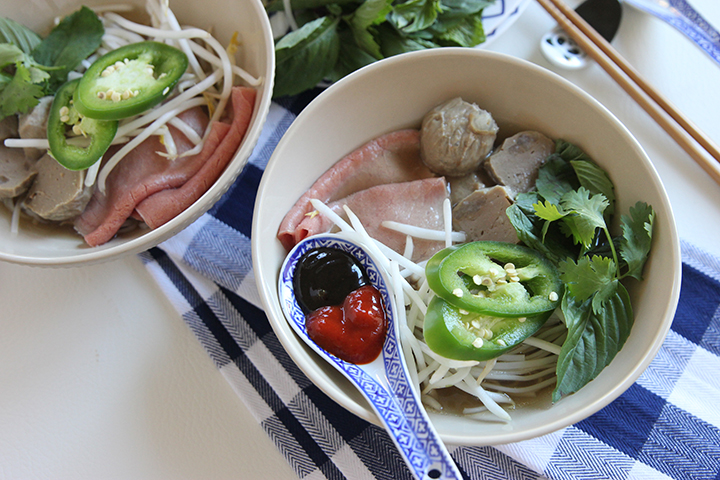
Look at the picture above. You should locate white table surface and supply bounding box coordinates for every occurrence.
[2,1,719,478]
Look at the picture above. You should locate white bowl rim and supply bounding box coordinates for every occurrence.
[252,47,681,445]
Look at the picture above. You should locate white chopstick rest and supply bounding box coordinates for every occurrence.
[541,25,589,69]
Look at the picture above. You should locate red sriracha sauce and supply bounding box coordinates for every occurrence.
[294,247,387,365]
[306,285,387,364]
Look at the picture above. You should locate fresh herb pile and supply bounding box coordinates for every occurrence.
[507,140,655,401]
[268,0,496,97]
[0,7,103,119]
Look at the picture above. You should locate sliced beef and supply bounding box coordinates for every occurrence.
[24,153,92,222]
[484,131,554,196]
[134,86,256,228]
[302,177,448,262]
[277,129,435,250]
[452,185,518,244]
[75,86,255,246]
[74,107,209,246]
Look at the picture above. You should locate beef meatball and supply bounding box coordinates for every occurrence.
[420,97,498,176]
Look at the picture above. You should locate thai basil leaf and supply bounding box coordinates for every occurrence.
[553,282,633,402]
[619,201,655,280]
[438,0,494,16]
[347,0,393,59]
[429,9,485,46]
[571,159,615,216]
[328,28,377,81]
[535,155,579,205]
[375,23,440,56]
[274,16,341,97]
[506,200,577,265]
[423,0,493,47]
[32,6,104,92]
[0,16,42,55]
[554,139,592,162]
[389,0,442,33]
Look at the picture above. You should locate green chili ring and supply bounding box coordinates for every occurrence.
[73,41,188,120]
[47,79,118,171]
[426,241,563,317]
[424,296,554,361]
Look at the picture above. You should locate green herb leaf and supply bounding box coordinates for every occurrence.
[348,0,393,59]
[328,28,378,81]
[571,159,615,216]
[439,0,494,15]
[553,282,633,402]
[535,155,579,204]
[31,6,104,92]
[274,16,341,97]
[534,199,565,222]
[554,139,591,162]
[0,61,44,117]
[558,187,609,248]
[506,198,577,265]
[389,0,442,33]
[533,199,565,241]
[0,42,24,68]
[430,9,485,46]
[0,16,42,54]
[0,71,12,90]
[619,201,655,280]
[559,255,616,306]
[376,22,440,56]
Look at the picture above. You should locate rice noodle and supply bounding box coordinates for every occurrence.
[381,220,466,243]
[10,197,23,235]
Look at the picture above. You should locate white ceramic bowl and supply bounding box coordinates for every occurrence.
[252,48,681,446]
[0,0,274,267]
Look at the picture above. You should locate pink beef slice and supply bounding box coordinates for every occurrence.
[75,86,255,247]
[277,129,435,250]
[135,86,256,228]
[298,177,448,263]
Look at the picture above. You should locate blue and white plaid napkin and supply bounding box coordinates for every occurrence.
[140,95,720,480]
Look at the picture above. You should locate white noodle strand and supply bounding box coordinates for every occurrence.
[382,220,466,243]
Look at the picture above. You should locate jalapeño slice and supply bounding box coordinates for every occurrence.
[73,41,188,120]
[47,79,118,170]
[425,241,563,317]
[423,296,553,361]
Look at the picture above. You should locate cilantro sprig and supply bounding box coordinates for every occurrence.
[0,7,103,118]
[269,0,495,97]
[507,140,655,402]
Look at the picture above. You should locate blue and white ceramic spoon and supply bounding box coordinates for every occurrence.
[622,0,720,67]
[278,233,462,480]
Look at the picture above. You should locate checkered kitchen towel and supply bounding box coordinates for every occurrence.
[140,94,720,480]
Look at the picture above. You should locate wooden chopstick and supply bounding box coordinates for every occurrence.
[535,0,720,185]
